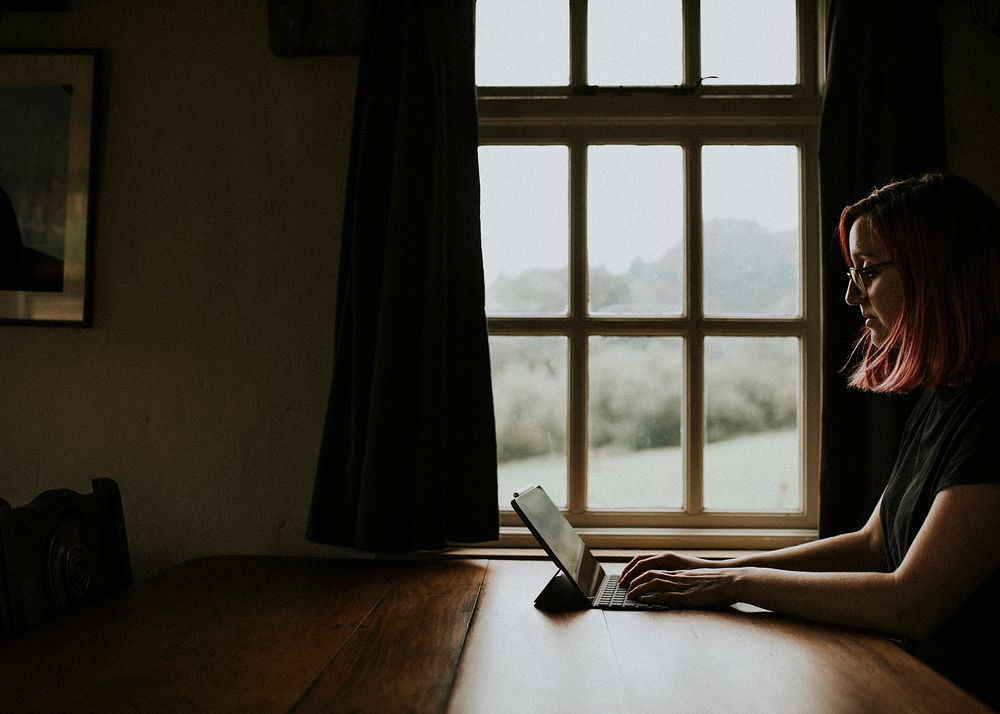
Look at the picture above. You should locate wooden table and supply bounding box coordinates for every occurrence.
[0,556,987,712]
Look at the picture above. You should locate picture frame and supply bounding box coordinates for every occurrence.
[0,50,97,325]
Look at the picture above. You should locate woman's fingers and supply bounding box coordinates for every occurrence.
[619,554,662,585]
[620,553,684,585]
[627,571,684,597]
[626,569,735,608]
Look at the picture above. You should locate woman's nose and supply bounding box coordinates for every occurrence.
[845,278,863,306]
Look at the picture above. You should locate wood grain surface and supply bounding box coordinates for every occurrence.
[448,560,990,714]
[0,556,486,712]
[0,556,987,713]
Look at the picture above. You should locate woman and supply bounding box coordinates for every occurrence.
[621,173,1000,707]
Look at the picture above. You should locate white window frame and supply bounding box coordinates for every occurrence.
[480,0,826,549]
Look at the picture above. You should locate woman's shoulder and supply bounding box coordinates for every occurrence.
[930,363,1000,488]
[933,361,1000,406]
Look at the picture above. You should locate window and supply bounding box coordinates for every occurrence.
[476,0,823,548]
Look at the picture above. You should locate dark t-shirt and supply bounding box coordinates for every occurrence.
[881,364,1000,707]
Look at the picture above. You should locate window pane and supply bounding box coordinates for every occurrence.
[702,145,800,317]
[588,0,683,86]
[492,336,568,509]
[701,0,797,85]
[480,146,569,316]
[475,0,569,86]
[588,337,683,509]
[703,337,800,512]
[588,145,684,316]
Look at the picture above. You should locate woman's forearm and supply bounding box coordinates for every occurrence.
[731,567,920,637]
[627,565,919,637]
[621,528,887,589]
[723,530,887,573]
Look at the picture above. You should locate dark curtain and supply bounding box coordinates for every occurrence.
[818,0,946,536]
[307,0,499,551]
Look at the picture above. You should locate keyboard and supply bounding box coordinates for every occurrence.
[593,574,668,610]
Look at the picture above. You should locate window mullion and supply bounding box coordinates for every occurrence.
[570,0,588,88]
[568,140,588,515]
[569,0,588,534]
[683,0,701,86]
[686,142,705,516]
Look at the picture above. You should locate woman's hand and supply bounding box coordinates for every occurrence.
[625,567,743,609]
[619,552,717,587]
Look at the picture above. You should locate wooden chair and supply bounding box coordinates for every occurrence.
[0,477,133,637]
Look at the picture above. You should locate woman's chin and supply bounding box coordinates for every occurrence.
[868,324,887,348]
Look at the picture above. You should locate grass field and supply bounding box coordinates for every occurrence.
[499,429,800,512]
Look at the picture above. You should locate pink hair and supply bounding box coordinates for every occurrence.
[838,173,1000,393]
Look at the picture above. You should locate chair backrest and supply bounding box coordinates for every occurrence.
[0,477,133,637]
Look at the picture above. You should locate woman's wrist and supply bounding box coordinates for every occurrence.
[724,566,754,604]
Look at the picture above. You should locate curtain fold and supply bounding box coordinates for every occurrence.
[818,0,946,536]
[307,0,499,551]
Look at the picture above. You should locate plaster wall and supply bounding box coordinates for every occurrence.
[0,0,354,578]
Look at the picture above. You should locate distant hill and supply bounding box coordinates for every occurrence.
[487,218,799,317]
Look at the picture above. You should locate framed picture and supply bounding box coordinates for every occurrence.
[0,51,96,325]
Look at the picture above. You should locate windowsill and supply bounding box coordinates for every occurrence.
[308,529,817,563]
[440,547,766,562]
[444,525,818,559]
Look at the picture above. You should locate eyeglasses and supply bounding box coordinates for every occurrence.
[846,261,894,300]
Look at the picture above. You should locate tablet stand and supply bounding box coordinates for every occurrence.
[533,571,591,612]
